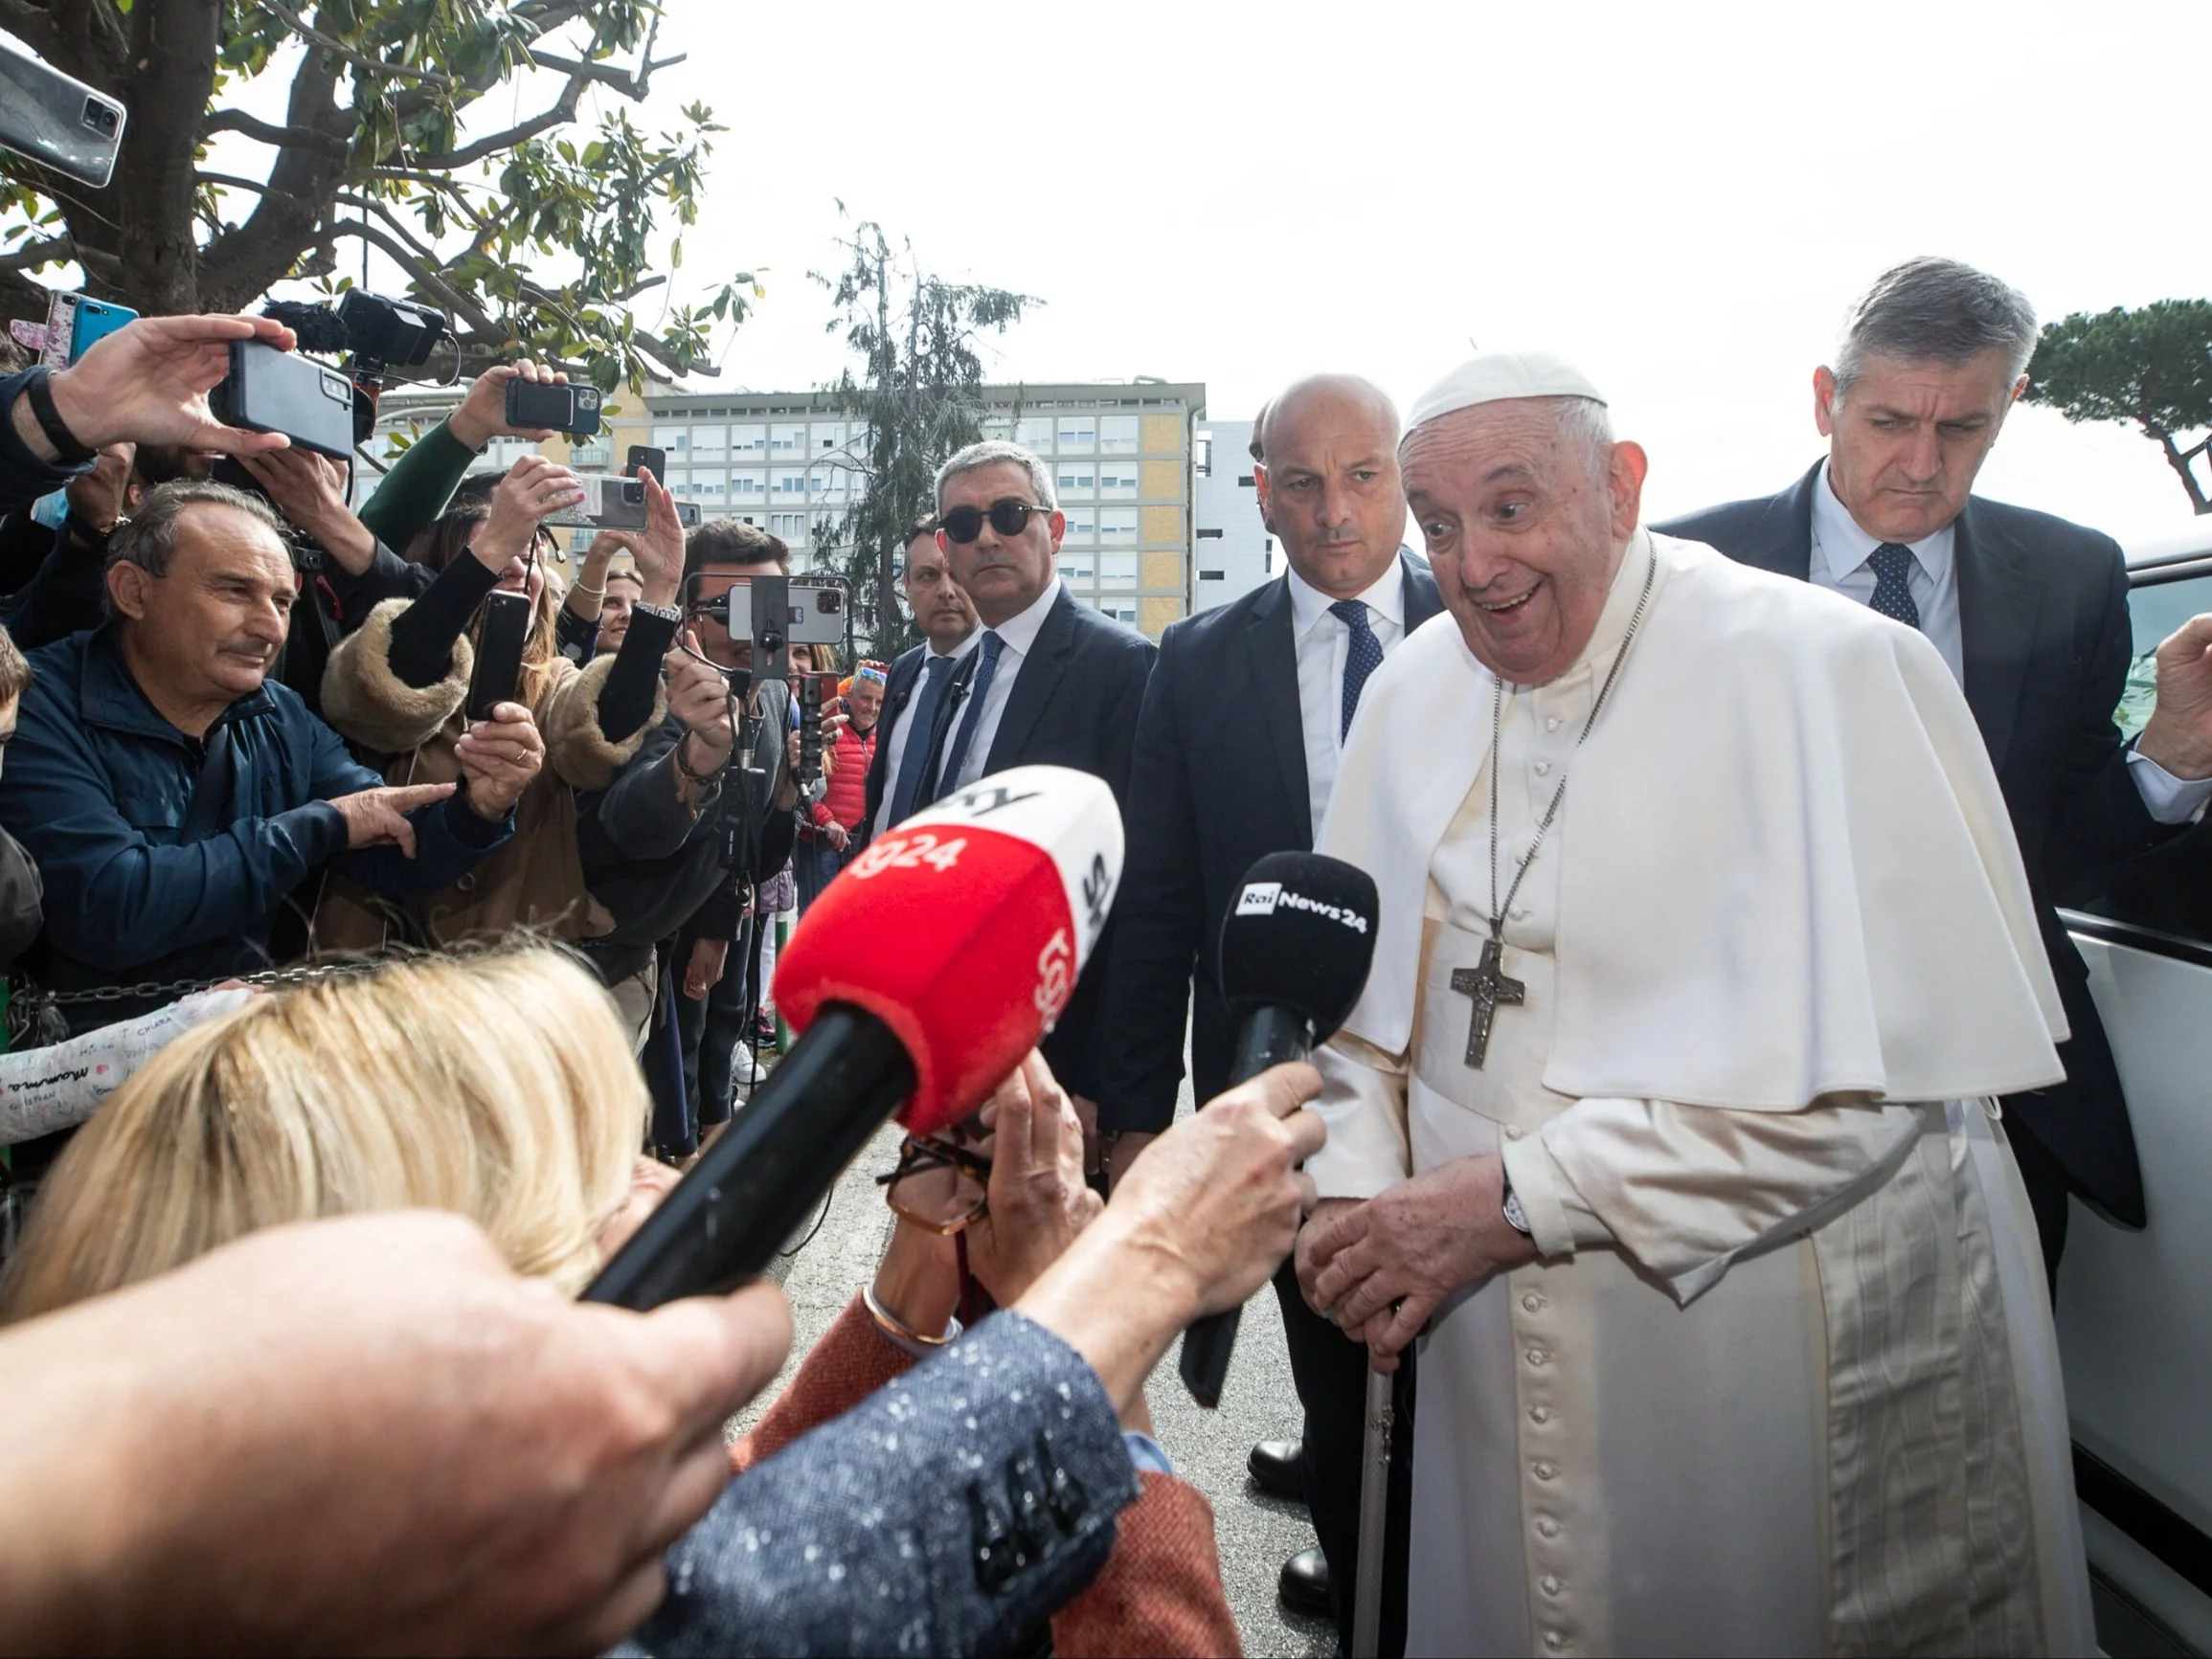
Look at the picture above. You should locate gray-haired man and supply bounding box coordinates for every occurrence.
[1661,256,2212,1286]
[911,438,1157,1130]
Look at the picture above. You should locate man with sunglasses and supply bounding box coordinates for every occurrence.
[913,440,1157,1140]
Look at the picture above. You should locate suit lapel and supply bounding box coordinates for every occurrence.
[1955,503,2039,773]
[984,587,1075,771]
[1246,576,1312,849]
[1401,548,1445,631]
[865,647,924,826]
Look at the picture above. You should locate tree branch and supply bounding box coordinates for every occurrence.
[526,49,688,100]
[200,107,350,159]
[397,69,590,170]
[263,3,457,87]
[0,235,120,279]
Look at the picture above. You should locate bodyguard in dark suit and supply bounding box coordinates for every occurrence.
[1659,257,2212,1287]
[861,524,979,847]
[908,442,1157,1108]
[1095,377,1440,1651]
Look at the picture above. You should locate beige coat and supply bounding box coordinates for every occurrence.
[315,597,662,950]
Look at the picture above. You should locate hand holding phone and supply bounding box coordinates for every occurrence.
[466,591,533,723]
[46,313,301,457]
[505,378,602,437]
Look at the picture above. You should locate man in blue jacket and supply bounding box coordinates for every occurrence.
[0,482,532,1074]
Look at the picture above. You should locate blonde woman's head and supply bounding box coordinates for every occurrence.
[1,947,646,1322]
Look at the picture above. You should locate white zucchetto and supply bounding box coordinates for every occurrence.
[1406,350,1607,435]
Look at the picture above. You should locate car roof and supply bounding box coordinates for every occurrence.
[2126,523,2212,570]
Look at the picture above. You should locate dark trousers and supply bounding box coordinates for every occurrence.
[792,837,846,914]
[1273,1258,1414,1658]
[676,917,760,1138]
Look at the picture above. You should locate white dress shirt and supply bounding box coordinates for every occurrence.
[871,631,979,840]
[1288,557,1407,841]
[946,577,1064,795]
[1809,465,2209,823]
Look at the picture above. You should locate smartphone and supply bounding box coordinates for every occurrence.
[210,342,357,460]
[0,40,126,189]
[626,444,666,485]
[35,290,78,369]
[68,297,137,363]
[541,474,700,530]
[466,591,532,723]
[505,378,603,437]
[785,580,847,646]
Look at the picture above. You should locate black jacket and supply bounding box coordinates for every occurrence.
[906,586,1156,1099]
[1095,552,1445,1133]
[861,639,958,846]
[1659,463,2163,1222]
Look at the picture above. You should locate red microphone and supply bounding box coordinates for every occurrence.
[584,766,1123,1311]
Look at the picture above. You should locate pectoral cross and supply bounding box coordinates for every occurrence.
[1450,936,1524,1070]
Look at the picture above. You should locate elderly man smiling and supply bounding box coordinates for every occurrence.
[1295,352,2091,1655]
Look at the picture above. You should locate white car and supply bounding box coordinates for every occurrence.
[2058,519,2212,1657]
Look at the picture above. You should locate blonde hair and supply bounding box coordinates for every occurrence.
[0,948,646,1321]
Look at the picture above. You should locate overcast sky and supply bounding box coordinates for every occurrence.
[272,0,2211,545]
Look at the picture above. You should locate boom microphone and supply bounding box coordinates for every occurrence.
[1179,851,1380,1407]
[584,766,1124,1311]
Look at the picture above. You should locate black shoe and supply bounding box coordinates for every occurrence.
[1276,1546,1333,1620]
[1248,1438,1305,1502]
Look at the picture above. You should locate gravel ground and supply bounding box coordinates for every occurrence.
[732,1050,1337,1657]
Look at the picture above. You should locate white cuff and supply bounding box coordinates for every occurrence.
[1501,1132,1613,1259]
[2127,746,2212,824]
[1304,1038,1412,1200]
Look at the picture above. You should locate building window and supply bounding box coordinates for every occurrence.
[730,471,765,498]
[1060,508,1098,543]
[1096,601,1138,623]
[693,473,726,503]
[1099,415,1140,455]
[1199,569,1226,580]
[1197,527,1224,539]
[1056,416,1096,454]
[651,424,688,453]
[772,468,807,496]
[769,512,808,543]
[811,421,846,453]
[569,437,612,469]
[1055,468,1096,501]
[1098,466,1139,500]
[690,424,728,460]
[1059,551,1096,582]
[664,469,692,500]
[770,423,805,454]
[732,423,768,455]
[1099,509,1138,544]
[1237,474,1255,487]
[1016,415,1053,453]
[1098,552,1138,590]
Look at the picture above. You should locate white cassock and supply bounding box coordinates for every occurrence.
[1311,529,2093,1658]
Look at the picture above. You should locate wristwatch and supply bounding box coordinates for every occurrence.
[1501,1170,1532,1237]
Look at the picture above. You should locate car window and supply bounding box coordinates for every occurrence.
[2069,568,2212,943]
[2114,570,2212,738]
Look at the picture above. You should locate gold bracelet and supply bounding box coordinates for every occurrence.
[862,1283,955,1348]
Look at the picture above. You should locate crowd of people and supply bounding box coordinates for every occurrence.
[0,251,2199,1657]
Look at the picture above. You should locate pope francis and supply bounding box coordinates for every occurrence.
[1297,351,2091,1657]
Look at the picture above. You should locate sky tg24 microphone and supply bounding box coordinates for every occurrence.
[1179,850,1380,1407]
[584,765,1124,1312]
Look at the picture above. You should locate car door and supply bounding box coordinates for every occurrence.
[2057,549,2212,1658]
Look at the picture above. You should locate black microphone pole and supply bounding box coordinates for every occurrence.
[583,1007,913,1311]
[1177,1005,1317,1408]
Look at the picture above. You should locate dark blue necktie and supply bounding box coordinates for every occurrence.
[934,631,1004,801]
[1331,599,1385,742]
[887,654,954,827]
[1868,544,1921,631]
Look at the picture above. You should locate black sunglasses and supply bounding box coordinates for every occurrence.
[940,498,1053,544]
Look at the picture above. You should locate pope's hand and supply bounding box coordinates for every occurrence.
[1298,1154,1537,1371]
[2134,613,2212,781]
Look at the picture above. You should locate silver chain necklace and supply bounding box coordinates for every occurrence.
[1451,548,1657,1070]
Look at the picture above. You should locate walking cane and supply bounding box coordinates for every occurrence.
[1349,1358,1394,1659]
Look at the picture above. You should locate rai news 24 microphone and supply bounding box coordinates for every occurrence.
[583,765,1123,1311]
[1178,851,1379,1407]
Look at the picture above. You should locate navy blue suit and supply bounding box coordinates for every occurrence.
[907,587,1156,1101]
[1659,464,2161,1269]
[1094,549,1442,1654]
